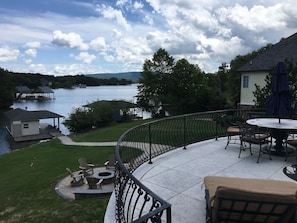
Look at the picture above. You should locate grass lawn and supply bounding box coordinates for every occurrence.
[0,119,152,223]
[71,119,150,142]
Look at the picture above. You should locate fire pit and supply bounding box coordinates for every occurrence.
[94,169,115,185]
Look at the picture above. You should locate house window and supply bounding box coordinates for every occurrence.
[243,76,249,88]
[23,123,29,129]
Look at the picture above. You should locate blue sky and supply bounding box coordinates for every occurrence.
[0,0,296,76]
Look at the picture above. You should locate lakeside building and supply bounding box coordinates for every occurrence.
[15,86,55,101]
[4,108,64,142]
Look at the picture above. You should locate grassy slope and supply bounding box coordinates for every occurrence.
[0,120,148,223]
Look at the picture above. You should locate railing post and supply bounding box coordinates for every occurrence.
[148,123,153,164]
[183,115,187,149]
[215,115,218,140]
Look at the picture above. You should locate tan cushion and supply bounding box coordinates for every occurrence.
[204,176,297,203]
[212,186,297,223]
[227,126,240,135]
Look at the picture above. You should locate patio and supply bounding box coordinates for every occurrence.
[55,166,114,200]
[104,136,297,223]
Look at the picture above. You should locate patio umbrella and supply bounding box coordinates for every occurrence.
[266,61,292,123]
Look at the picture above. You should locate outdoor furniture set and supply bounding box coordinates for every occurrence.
[66,156,116,198]
[224,116,297,163]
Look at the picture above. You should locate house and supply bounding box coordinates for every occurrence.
[4,108,64,142]
[238,32,297,107]
[15,86,54,100]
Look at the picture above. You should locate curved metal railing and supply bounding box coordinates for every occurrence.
[114,108,261,222]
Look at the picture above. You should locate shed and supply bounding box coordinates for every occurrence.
[4,108,64,142]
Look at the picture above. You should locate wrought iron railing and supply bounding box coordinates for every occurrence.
[114,108,263,222]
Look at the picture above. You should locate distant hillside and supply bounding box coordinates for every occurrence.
[87,72,141,81]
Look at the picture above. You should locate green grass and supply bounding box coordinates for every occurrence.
[0,139,115,223]
[71,119,149,142]
[0,119,152,223]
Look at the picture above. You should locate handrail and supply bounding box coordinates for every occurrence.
[114,108,263,222]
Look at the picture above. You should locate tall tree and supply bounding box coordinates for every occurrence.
[137,48,175,116]
[165,58,205,114]
[0,68,14,109]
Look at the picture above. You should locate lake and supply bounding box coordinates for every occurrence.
[0,84,149,154]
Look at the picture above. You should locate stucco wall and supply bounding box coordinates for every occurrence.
[240,71,269,105]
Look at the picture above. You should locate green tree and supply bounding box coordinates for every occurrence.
[137,48,175,116]
[0,68,14,109]
[165,59,205,114]
[63,107,94,133]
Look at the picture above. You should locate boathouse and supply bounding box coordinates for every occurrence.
[15,86,54,101]
[4,108,64,142]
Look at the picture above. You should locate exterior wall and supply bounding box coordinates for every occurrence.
[21,121,39,136]
[240,71,269,105]
[11,120,40,137]
[11,121,22,137]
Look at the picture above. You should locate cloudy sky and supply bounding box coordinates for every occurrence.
[0,0,296,76]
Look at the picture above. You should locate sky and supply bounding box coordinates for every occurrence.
[0,0,296,76]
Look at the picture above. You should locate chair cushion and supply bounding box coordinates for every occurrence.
[212,186,297,222]
[204,176,297,223]
[204,176,297,204]
[227,126,240,134]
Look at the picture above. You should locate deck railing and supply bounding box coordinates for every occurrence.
[114,108,263,222]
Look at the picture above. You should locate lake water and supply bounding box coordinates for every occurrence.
[0,84,149,154]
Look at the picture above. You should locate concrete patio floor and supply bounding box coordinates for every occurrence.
[104,136,297,223]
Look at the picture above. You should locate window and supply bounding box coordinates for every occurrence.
[243,76,249,88]
[23,123,29,129]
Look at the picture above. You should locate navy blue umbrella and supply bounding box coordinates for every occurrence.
[266,61,292,122]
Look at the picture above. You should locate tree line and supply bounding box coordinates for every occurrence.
[136,48,267,117]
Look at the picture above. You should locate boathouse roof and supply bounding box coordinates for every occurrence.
[4,108,64,122]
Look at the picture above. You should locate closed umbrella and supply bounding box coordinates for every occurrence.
[266,61,292,122]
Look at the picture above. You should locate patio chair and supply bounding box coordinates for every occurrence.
[238,123,272,163]
[104,154,115,170]
[85,176,103,189]
[66,168,84,187]
[221,114,241,150]
[204,176,297,223]
[78,158,95,175]
[285,131,297,161]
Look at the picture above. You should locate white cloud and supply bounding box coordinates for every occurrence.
[90,37,107,52]
[51,30,89,50]
[0,0,297,75]
[53,64,105,76]
[96,4,131,31]
[24,41,41,48]
[0,46,20,62]
[222,4,287,31]
[28,64,47,74]
[25,49,37,58]
[134,1,143,10]
[74,52,96,64]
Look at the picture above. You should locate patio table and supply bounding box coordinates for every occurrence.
[246,118,297,155]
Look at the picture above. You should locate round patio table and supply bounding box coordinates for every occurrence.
[246,118,297,155]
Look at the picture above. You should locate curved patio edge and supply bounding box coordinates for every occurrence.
[55,167,115,200]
